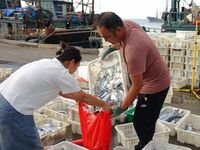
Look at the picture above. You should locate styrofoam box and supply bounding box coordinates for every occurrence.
[143,140,191,150]
[115,121,171,149]
[176,114,200,147]
[158,106,191,136]
[68,119,82,135]
[47,141,89,150]
[170,48,186,56]
[44,99,76,126]
[170,69,184,77]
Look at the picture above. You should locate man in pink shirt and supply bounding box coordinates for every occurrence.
[96,12,170,150]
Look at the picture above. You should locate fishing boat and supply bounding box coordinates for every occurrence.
[147,9,163,23]
[0,0,101,48]
[161,0,200,33]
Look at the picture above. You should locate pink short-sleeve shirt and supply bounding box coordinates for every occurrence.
[121,20,170,94]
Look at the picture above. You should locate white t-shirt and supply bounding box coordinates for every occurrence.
[0,58,81,115]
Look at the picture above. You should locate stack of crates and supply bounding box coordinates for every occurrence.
[169,38,188,88]
[184,40,200,87]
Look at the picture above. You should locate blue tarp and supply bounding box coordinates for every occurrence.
[3,9,15,17]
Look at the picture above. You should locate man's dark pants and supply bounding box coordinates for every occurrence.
[133,87,169,150]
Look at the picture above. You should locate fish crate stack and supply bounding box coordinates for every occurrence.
[114,121,171,149]
[158,106,191,136]
[168,38,188,88]
[36,117,68,146]
[184,39,200,87]
[143,140,191,150]
[175,114,200,148]
[88,51,129,125]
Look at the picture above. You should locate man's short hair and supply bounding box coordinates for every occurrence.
[95,12,123,32]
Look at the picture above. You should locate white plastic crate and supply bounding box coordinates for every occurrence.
[143,140,191,150]
[185,40,200,50]
[36,118,68,146]
[187,78,200,87]
[175,114,200,147]
[185,64,200,72]
[47,141,89,150]
[170,55,185,63]
[185,49,200,57]
[170,76,188,89]
[170,40,186,50]
[88,51,128,111]
[170,69,184,77]
[158,106,191,136]
[44,100,76,126]
[68,119,82,135]
[0,68,12,82]
[184,71,200,80]
[160,54,169,63]
[170,48,186,56]
[69,104,79,122]
[169,62,184,69]
[115,121,171,149]
[185,56,200,65]
[113,146,129,150]
[158,47,169,55]
[176,31,195,40]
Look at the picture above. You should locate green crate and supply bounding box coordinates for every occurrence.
[125,107,135,123]
[125,105,165,123]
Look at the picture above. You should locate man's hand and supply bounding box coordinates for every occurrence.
[112,106,125,117]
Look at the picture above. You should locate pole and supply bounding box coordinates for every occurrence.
[191,20,198,91]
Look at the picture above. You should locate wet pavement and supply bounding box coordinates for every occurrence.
[0,43,200,149]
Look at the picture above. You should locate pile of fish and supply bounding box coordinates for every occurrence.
[185,123,200,133]
[93,63,125,109]
[57,109,69,115]
[159,109,185,124]
[37,123,61,137]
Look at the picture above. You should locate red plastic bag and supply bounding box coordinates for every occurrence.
[78,102,112,150]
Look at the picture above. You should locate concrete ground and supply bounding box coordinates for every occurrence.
[0,42,200,149]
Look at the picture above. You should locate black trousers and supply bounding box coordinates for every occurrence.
[133,87,169,150]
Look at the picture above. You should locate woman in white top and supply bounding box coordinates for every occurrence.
[0,46,111,150]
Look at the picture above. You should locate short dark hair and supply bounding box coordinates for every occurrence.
[95,12,123,32]
[56,46,82,63]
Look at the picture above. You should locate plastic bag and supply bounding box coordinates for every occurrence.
[78,102,112,150]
